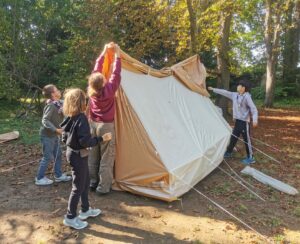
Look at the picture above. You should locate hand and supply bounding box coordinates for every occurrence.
[253,122,258,128]
[102,132,112,141]
[56,128,63,135]
[114,44,121,58]
[207,86,214,91]
[101,43,110,56]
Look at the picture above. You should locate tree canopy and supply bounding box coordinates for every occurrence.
[0,0,299,107]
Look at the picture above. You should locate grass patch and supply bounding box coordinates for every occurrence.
[0,100,40,144]
[255,98,300,108]
[273,234,285,243]
[210,182,231,195]
[269,217,282,227]
[294,206,300,218]
[237,203,248,214]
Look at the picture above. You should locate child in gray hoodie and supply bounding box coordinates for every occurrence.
[208,80,258,164]
[35,84,72,185]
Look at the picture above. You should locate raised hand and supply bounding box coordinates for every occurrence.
[101,43,111,56]
[114,44,120,58]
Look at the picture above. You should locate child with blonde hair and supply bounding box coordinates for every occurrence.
[61,88,112,229]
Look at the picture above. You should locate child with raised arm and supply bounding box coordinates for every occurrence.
[87,43,121,195]
[208,80,258,164]
[60,88,112,229]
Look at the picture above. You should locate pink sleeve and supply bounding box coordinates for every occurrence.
[104,58,122,96]
[92,55,105,73]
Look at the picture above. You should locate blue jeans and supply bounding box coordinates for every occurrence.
[36,136,62,180]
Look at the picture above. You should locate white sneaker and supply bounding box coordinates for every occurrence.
[78,207,102,220]
[54,173,72,182]
[35,177,53,186]
[63,216,88,230]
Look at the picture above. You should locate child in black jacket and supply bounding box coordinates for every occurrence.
[60,88,111,229]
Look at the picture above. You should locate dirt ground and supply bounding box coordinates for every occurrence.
[0,108,299,244]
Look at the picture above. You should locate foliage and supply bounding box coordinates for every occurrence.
[0,100,40,144]
[0,0,299,104]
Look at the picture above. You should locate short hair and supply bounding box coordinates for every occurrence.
[42,84,56,99]
[63,88,86,117]
[238,80,251,92]
[87,72,104,97]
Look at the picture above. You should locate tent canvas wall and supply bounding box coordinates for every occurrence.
[103,50,231,202]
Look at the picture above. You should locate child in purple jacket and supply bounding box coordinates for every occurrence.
[87,43,121,194]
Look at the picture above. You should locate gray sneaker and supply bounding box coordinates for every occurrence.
[78,207,102,220]
[35,177,53,186]
[63,216,88,229]
[54,173,72,182]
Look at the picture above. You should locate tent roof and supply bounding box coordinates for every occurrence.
[120,51,210,97]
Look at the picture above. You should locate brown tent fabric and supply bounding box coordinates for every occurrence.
[114,88,173,201]
[171,55,209,97]
[120,51,209,97]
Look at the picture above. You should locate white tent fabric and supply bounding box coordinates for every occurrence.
[119,69,232,199]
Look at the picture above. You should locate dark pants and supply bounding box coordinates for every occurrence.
[66,148,90,219]
[226,119,253,158]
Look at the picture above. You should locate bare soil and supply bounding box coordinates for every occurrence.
[0,108,299,244]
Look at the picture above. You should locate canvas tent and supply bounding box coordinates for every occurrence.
[102,50,231,202]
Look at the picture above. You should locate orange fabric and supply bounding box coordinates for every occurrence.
[102,47,115,80]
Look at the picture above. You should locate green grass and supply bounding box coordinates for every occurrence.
[237,203,248,214]
[269,217,282,227]
[210,182,232,195]
[273,234,285,243]
[255,97,300,108]
[294,206,300,218]
[0,100,41,144]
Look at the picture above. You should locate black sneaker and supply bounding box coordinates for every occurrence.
[96,189,109,196]
[90,186,97,192]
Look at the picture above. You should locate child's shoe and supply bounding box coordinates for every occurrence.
[35,176,53,186]
[54,173,72,182]
[224,152,233,158]
[78,207,102,220]
[241,157,256,165]
[63,216,88,229]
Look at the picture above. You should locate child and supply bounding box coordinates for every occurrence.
[87,43,121,194]
[60,88,112,229]
[208,80,258,164]
[35,84,72,185]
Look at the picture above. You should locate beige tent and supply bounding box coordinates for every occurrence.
[112,51,231,202]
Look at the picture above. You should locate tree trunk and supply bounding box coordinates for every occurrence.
[186,0,197,54]
[282,0,300,89]
[294,0,300,96]
[264,0,281,107]
[216,11,232,117]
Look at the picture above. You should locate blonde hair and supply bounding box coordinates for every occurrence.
[88,72,104,97]
[63,88,86,117]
